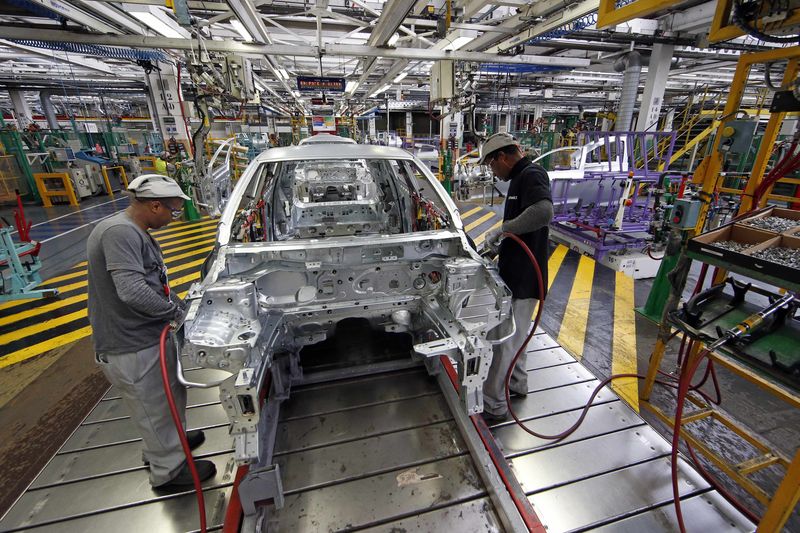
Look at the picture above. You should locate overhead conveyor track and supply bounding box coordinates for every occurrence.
[0,329,754,532]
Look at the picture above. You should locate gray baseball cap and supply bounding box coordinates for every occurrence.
[477,132,518,165]
[127,174,190,200]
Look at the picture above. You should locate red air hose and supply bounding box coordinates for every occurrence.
[159,324,208,533]
[497,233,752,531]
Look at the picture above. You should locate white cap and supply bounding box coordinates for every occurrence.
[127,174,190,201]
[477,132,517,165]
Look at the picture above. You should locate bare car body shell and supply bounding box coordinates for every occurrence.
[180,142,512,464]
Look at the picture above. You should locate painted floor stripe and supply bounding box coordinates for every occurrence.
[0,258,208,327]
[612,271,640,412]
[460,206,483,221]
[0,291,191,370]
[0,241,214,313]
[464,211,495,232]
[0,271,201,346]
[153,224,218,243]
[548,245,569,290]
[151,218,214,236]
[557,254,595,360]
[474,220,502,247]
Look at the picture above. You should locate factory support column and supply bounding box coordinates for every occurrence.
[405,111,413,147]
[39,92,59,130]
[635,43,675,132]
[8,90,33,129]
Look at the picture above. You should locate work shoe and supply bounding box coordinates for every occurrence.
[481,411,509,425]
[153,460,217,491]
[509,388,528,398]
[143,430,206,465]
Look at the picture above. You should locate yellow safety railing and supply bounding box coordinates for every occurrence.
[101,165,129,197]
[34,172,78,207]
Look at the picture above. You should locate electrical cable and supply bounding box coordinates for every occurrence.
[159,324,208,533]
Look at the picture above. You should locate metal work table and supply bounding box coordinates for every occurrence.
[0,332,754,532]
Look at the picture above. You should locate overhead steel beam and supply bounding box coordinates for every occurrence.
[486,0,598,53]
[0,27,591,66]
[26,0,121,34]
[226,0,273,44]
[78,0,148,34]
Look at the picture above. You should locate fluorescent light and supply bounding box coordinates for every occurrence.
[370,84,391,97]
[277,67,289,80]
[443,35,474,51]
[387,33,399,47]
[230,19,253,42]
[392,72,408,83]
[130,11,184,39]
[345,81,359,93]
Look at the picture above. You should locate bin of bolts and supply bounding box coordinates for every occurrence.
[743,216,799,234]
[751,247,800,269]
[712,240,752,253]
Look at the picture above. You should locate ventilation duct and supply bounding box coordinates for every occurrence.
[613,51,642,132]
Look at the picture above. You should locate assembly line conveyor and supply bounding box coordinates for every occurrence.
[0,330,754,532]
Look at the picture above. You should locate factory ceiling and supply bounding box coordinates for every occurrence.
[0,0,792,116]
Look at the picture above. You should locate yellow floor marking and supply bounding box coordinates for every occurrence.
[612,271,640,412]
[151,217,215,236]
[0,325,94,370]
[159,236,216,254]
[0,241,213,314]
[557,255,595,360]
[41,225,215,271]
[530,244,569,319]
[0,272,201,346]
[0,259,207,327]
[460,206,483,221]
[474,220,502,246]
[0,309,88,345]
[464,212,495,232]
[0,287,193,369]
[548,245,569,291]
[154,224,218,243]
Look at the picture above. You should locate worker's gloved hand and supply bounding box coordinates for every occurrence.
[484,227,503,254]
[170,304,187,330]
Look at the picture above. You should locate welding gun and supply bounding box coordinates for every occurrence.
[710,293,796,350]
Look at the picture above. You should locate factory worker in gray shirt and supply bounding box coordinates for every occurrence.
[87,174,216,491]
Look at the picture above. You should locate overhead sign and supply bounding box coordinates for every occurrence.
[312,116,336,132]
[297,76,346,93]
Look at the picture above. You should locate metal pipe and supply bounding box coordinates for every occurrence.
[614,51,642,132]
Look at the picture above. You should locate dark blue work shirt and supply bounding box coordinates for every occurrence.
[498,157,552,300]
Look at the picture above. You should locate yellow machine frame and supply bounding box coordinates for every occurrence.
[642,46,800,532]
[709,0,800,43]
[596,0,684,30]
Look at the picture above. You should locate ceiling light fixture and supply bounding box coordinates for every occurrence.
[345,80,359,93]
[392,72,408,83]
[277,67,289,80]
[130,11,184,39]
[230,19,253,42]
[387,33,400,47]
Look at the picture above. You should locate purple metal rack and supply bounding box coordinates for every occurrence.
[548,131,677,260]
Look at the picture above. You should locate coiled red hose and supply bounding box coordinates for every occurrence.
[159,324,208,533]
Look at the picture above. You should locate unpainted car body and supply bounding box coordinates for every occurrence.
[180,142,512,464]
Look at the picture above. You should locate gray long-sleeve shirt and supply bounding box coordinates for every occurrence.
[87,212,182,354]
[502,199,554,235]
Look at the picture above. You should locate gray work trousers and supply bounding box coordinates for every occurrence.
[483,298,537,416]
[95,341,187,487]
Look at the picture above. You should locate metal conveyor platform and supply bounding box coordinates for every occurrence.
[0,330,755,532]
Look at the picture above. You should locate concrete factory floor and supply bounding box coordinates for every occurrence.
[0,199,797,529]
